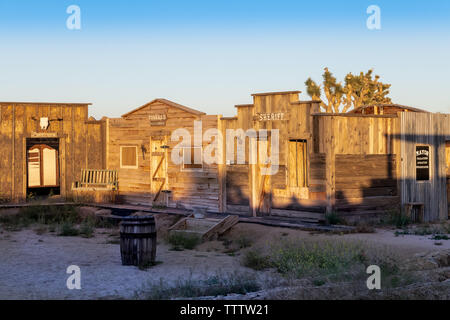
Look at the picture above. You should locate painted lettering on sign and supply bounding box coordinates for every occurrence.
[149,114,167,126]
[416,145,430,181]
[255,112,286,121]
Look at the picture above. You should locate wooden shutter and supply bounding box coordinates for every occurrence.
[121,146,137,168]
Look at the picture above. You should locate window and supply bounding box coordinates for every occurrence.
[120,146,138,169]
[416,145,430,181]
[182,147,203,170]
[289,139,308,187]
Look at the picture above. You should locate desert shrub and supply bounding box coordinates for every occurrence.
[325,212,343,225]
[136,273,260,299]
[167,232,201,250]
[269,240,363,278]
[383,209,410,228]
[242,249,271,270]
[58,220,80,236]
[236,236,253,249]
[1,205,80,229]
[79,217,96,238]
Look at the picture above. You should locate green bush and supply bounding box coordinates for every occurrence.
[167,232,201,250]
[384,209,410,228]
[58,221,80,236]
[325,212,342,225]
[242,249,271,270]
[136,273,260,299]
[269,240,363,278]
[0,205,80,229]
[79,218,95,238]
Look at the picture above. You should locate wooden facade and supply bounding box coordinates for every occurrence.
[1,95,448,222]
[218,92,449,222]
[399,112,450,221]
[0,102,105,202]
[105,99,220,211]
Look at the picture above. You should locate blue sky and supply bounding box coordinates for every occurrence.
[0,0,449,118]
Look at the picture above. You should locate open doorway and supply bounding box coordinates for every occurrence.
[26,138,60,199]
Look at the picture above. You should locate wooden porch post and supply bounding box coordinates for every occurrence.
[325,116,336,214]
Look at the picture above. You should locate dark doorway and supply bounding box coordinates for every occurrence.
[26,138,60,198]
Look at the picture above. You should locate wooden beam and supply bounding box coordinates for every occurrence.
[325,116,336,214]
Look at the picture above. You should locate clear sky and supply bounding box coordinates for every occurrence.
[0,0,449,118]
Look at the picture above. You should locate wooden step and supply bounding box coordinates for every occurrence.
[270,209,325,222]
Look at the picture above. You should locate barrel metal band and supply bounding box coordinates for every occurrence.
[120,232,157,239]
[121,222,155,226]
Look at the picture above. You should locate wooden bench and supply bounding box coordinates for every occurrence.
[72,169,118,203]
[404,202,424,223]
[72,169,118,190]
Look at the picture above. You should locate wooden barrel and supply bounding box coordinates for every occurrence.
[119,215,156,266]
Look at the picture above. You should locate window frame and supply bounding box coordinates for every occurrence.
[181,146,203,171]
[120,145,139,169]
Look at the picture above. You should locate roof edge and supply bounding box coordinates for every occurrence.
[348,104,429,113]
[0,102,92,106]
[121,98,206,118]
[251,90,301,97]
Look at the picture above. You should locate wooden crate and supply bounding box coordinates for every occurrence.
[168,215,239,241]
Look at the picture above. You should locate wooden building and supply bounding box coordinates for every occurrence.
[0,102,105,202]
[1,94,448,222]
[218,92,450,222]
[105,99,220,211]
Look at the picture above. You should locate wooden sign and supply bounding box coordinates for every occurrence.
[149,113,167,126]
[416,146,430,181]
[254,112,286,121]
[31,132,58,138]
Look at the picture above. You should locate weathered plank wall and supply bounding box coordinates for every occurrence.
[335,154,399,215]
[218,92,324,216]
[312,114,401,215]
[0,103,104,202]
[400,112,450,221]
[106,100,220,211]
[313,114,398,155]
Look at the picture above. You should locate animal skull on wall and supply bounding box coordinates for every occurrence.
[40,117,49,130]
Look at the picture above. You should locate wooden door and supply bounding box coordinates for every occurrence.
[27,144,59,188]
[288,139,308,188]
[150,136,168,206]
[446,141,450,218]
[251,132,272,216]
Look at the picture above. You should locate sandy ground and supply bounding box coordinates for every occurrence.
[0,229,257,300]
[0,216,449,300]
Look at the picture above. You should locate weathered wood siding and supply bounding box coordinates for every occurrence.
[335,154,398,215]
[0,103,105,202]
[313,114,397,155]
[312,114,402,215]
[400,112,450,221]
[218,92,324,216]
[106,100,220,211]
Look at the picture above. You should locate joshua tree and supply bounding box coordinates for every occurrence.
[305,68,392,113]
